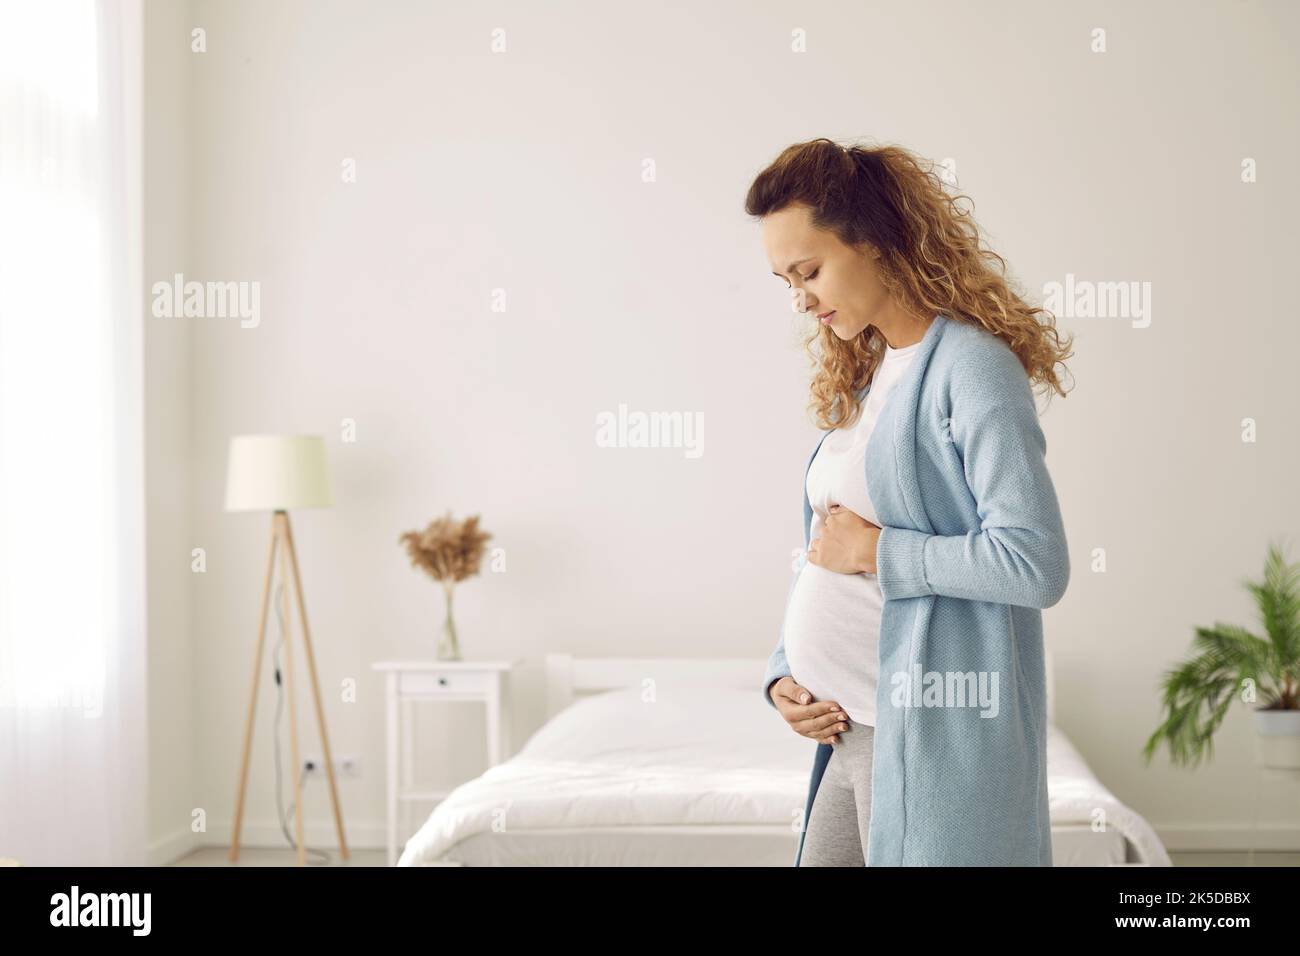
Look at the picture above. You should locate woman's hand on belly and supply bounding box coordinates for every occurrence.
[806,503,880,574]
[768,676,850,744]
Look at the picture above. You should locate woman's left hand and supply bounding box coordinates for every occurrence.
[807,504,880,574]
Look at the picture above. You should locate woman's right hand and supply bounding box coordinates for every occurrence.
[768,676,849,743]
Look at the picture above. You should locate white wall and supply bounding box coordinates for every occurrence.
[147,0,1300,857]
[144,0,195,864]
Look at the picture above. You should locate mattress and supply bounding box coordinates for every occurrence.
[397,683,1170,866]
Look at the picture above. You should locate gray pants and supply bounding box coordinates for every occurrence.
[800,720,876,866]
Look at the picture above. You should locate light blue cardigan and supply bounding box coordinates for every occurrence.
[762,312,1069,866]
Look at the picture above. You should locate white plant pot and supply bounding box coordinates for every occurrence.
[1253,709,1300,770]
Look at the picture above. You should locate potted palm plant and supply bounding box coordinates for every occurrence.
[1144,540,1300,770]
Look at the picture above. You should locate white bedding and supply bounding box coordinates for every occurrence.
[1045,723,1172,866]
[397,683,1170,866]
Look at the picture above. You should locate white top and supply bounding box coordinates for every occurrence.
[780,338,922,725]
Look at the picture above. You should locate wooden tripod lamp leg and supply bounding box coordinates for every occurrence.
[278,512,308,867]
[282,512,350,860]
[230,516,279,863]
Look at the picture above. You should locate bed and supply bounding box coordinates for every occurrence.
[396,651,1172,866]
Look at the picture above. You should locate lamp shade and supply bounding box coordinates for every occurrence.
[224,435,333,511]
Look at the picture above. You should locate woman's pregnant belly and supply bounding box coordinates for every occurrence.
[782,560,884,726]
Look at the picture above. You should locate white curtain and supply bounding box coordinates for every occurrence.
[0,0,146,866]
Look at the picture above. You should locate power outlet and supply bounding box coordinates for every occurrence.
[301,754,361,779]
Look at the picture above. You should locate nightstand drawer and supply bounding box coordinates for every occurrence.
[399,669,495,696]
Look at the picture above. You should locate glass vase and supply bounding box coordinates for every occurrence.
[437,584,462,661]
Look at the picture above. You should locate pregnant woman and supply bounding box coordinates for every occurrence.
[748,139,1074,866]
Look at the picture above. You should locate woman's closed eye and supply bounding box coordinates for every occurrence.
[779,268,819,289]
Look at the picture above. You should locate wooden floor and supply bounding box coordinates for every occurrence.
[1170,850,1300,867]
[171,847,387,866]
[168,847,1300,867]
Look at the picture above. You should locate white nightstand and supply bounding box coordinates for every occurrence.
[372,659,518,866]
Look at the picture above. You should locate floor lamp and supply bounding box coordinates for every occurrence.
[225,434,349,865]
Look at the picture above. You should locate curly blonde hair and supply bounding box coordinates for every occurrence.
[745,138,1074,430]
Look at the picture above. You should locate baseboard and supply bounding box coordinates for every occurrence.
[151,820,1300,864]
[148,828,200,866]
[204,821,390,851]
[1154,823,1300,852]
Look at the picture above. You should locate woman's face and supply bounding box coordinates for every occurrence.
[761,202,888,341]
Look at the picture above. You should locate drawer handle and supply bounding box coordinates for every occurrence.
[438,676,448,686]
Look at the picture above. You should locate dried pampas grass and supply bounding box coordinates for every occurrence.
[399,511,493,586]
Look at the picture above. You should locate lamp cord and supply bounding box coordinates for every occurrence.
[271,578,332,866]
